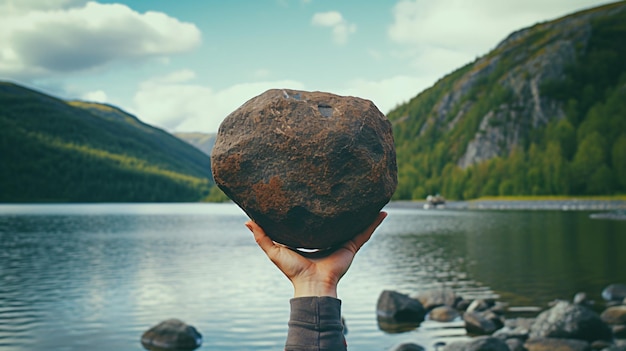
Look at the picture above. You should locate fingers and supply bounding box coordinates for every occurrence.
[245,220,278,256]
[247,211,387,258]
[347,211,387,252]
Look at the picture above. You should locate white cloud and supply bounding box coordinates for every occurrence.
[131,70,306,133]
[388,0,549,54]
[386,0,610,91]
[0,1,201,79]
[336,75,435,114]
[129,70,431,133]
[0,0,85,15]
[311,11,356,45]
[130,72,428,133]
[82,89,108,103]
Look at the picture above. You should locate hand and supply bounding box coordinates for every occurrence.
[246,212,387,298]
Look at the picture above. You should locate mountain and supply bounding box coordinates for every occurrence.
[0,82,213,202]
[174,132,216,156]
[389,1,626,200]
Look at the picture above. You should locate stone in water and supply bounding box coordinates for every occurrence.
[141,319,202,351]
[211,89,397,250]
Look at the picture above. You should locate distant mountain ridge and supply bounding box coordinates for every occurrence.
[389,1,626,199]
[174,132,216,157]
[0,82,213,202]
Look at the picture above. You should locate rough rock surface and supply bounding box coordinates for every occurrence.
[141,319,202,350]
[529,301,611,342]
[211,89,397,249]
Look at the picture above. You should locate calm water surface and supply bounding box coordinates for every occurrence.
[1,203,625,351]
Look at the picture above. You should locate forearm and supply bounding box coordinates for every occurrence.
[286,296,346,351]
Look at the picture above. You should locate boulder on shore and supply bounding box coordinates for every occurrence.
[529,300,611,342]
[377,290,426,323]
[211,89,397,250]
[141,319,202,351]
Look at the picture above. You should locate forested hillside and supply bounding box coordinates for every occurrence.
[389,2,626,200]
[0,82,213,202]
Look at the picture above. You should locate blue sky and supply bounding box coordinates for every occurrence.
[0,0,614,133]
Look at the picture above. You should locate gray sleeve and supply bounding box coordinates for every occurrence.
[285,296,346,351]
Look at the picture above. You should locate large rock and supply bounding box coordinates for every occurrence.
[211,89,397,249]
[141,319,202,350]
[529,301,611,342]
[376,290,426,323]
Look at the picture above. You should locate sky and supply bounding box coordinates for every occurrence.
[0,0,615,134]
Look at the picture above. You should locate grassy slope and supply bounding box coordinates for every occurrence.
[0,82,213,202]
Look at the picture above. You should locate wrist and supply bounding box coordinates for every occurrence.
[293,280,338,298]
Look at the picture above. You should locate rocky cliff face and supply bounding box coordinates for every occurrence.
[393,2,624,169]
[388,2,626,199]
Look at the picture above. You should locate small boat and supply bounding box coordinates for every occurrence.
[424,194,446,209]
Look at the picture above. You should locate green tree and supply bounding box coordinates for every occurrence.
[588,165,615,194]
[542,142,569,194]
[571,132,609,194]
[612,134,626,190]
[548,119,576,160]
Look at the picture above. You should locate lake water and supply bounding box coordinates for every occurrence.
[1,203,625,351]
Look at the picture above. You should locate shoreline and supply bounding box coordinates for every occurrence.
[387,199,626,213]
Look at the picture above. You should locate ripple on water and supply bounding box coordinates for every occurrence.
[2,204,626,351]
